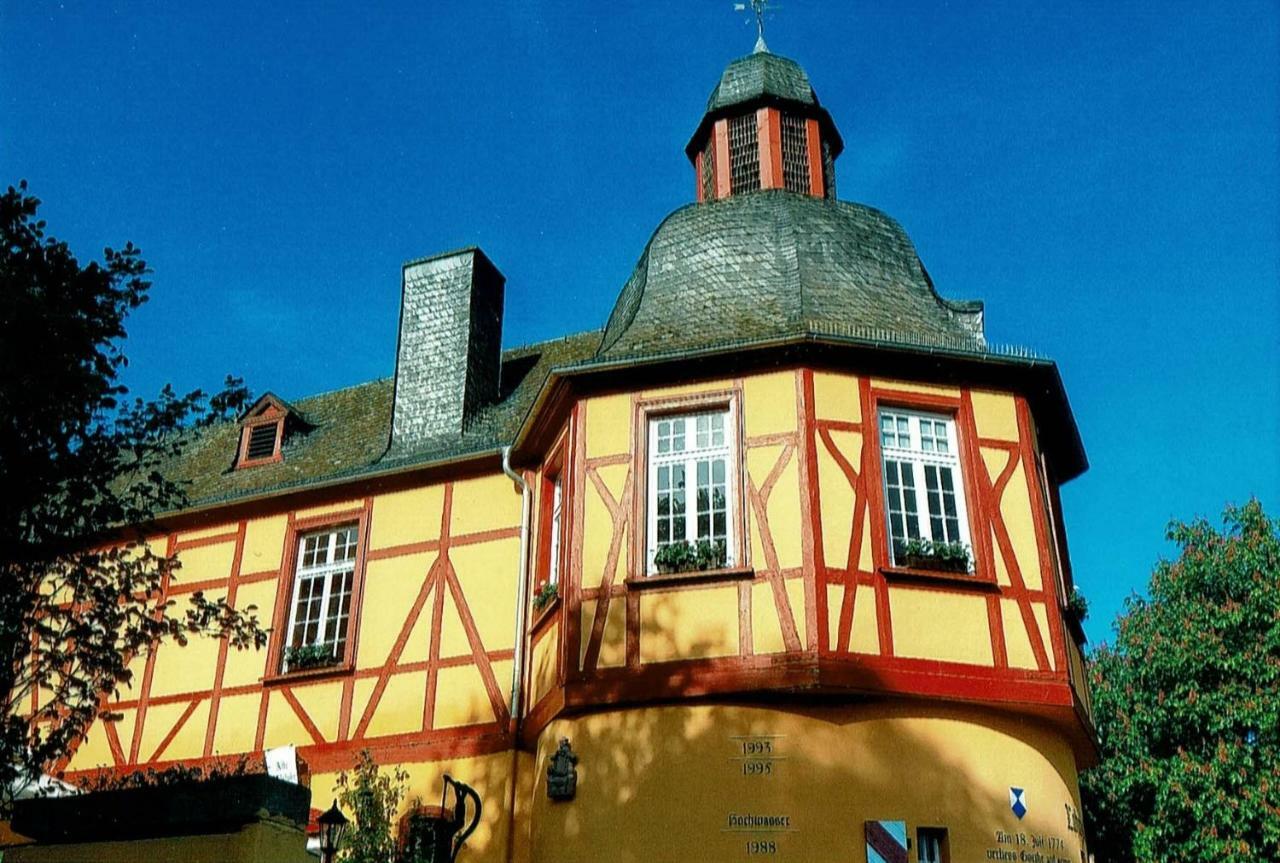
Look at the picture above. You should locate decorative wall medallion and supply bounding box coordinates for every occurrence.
[546,738,578,801]
[1009,787,1027,819]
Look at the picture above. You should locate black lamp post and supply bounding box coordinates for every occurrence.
[317,799,349,863]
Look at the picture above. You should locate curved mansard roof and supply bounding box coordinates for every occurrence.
[597,190,985,360]
[706,50,817,112]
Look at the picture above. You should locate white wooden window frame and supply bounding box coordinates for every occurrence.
[645,404,738,574]
[282,524,359,670]
[547,475,564,587]
[879,408,973,568]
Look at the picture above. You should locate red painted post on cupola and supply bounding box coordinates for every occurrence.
[713,118,732,199]
[805,118,825,198]
[757,108,784,190]
[695,150,706,203]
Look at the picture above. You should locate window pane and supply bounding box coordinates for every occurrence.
[880,415,895,447]
[924,464,945,541]
[672,464,686,542]
[884,458,921,560]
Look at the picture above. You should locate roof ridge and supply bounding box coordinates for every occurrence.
[502,328,603,358]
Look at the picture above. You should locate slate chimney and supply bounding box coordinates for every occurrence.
[390,247,505,451]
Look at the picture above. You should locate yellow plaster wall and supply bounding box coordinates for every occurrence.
[639,586,739,664]
[530,702,1085,863]
[816,429,862,570]
[584,394,631,459]
[597,594,628,669]
[452,474,522,537]
[850,584,880,654]
[531,623,559,706]
[369,485,444,549]
[751,578,807,655]
[749,446,803,570]
[971,390,1020,441]
[888,587,994,666]
[211,693,260,754]
[451,536,520,651]
[434,663,493,728]
[812,371,860,423]
[242,515,287,573]
[293,499,364,520]
[358,552,436,668]
[742,371,797,438]
[1000,460,1045,591]
[1000,598,1039,670]
[172,540,236,591]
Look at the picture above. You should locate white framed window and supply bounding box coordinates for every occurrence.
[547,475,563,587]
[879,408,972,568]
[283,524,358,669]
[646,406,737,573]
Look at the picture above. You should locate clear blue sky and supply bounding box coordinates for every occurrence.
[4,2,1277,645]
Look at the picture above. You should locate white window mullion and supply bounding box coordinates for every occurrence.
[315,531,338,649]
[283,536,308,655]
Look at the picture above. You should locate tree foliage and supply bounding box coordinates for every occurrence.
[335,749,409,863]
[1081,500,1280,862]
[0,181,266,808]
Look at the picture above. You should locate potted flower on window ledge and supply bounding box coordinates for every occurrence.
[531,581,558,613]
[897,539,972,574]
[283,643,341,672]
[1065,587,1089,626]
[653,539,727,575]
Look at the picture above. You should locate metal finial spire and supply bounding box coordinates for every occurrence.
[734,0,773,53]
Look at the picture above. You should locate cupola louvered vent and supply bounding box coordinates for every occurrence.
[245,424,279,461]
[780,112,810,193]
[728,114,760,194]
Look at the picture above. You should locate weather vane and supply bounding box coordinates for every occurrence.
[734,0,776,54]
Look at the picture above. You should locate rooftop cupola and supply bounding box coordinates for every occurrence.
[686,47,844,202]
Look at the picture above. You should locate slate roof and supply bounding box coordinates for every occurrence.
[160,330,601,512]
[151,49,1086,514]
[597,190,985,360]
[706,51,817,112]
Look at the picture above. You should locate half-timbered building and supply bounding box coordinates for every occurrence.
[52,45,1094,862]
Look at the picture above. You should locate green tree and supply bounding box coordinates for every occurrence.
[0,181,266,809]
[1081,500,1280,861]
[334,749,409,863]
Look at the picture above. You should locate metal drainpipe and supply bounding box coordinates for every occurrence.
[501,445,532,863]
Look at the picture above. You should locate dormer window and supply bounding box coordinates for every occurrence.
[235,392,301,469]
[240,420,282,466]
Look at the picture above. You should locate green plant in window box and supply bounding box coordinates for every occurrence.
[654,539,727,574]
[1065,587,1089,624]
[284,643,340,671]
[531,580,558,613]
[898,538,972,573]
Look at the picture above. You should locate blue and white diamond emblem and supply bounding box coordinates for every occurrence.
[1009,787,1027,819]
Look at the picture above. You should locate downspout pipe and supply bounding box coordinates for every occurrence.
[502,445,532,721]
[501,445,531,863]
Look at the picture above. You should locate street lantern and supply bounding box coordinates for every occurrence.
[317,799,349,863]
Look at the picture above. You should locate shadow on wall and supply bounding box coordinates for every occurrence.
[529,611,1085,863]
